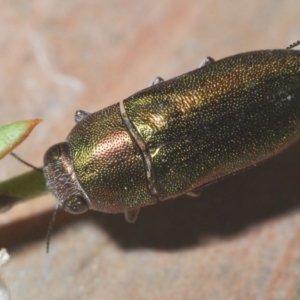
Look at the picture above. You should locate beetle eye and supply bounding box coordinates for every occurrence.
[44,144,61,166]
[63,195,89,214]
[44,142,69,166]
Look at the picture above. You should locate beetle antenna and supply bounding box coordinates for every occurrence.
[10,152,43,172]
[46,203,60,253]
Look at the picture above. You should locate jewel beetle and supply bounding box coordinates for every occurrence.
[43,41,300,223]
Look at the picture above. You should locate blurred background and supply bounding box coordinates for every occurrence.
[1,0,300,299]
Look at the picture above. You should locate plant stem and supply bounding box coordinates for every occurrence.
[0,170,48,212]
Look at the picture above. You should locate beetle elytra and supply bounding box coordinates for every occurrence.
[44,41,300,223]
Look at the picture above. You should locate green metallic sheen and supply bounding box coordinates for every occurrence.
[44,47,300,220]
[124,50,300,200]
[67,104,155,213]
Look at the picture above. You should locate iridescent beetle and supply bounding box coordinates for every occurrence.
[44,41,300,223]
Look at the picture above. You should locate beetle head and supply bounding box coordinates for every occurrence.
[43,142,90,214]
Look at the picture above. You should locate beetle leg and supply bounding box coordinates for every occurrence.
[186,189,202,198]
[198,57,215,68]
[149,76,164,86]
[75,110,91,123]
[287,40,300,50]
[124,208,140,223]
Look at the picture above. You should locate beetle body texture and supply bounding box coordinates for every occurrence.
[44,43,300,222]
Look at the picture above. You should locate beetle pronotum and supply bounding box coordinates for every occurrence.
[44,41,300,224]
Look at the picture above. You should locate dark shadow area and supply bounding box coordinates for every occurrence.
[0,207,94,252]
[1,140,300,253]
[88,139,300,250]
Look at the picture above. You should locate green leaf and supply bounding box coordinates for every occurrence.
[0,119,47,212]
[0,119,42,160]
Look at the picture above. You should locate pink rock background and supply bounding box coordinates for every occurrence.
[1,1,300,299]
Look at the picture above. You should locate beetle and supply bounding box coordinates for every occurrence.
[43,41,300,223]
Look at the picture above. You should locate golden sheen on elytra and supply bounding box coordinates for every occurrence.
[43,43,300,223]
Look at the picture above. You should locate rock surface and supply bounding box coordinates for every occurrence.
[1,1,300,299]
